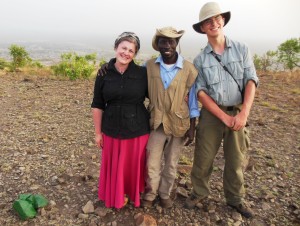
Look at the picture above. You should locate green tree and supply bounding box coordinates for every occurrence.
[277,38,300,71]
[9,44,31,70]
[253,54,262,70]
[98,57,107,67]
[262,51,278,72]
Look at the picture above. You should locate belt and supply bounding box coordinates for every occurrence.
[218,105,234,111]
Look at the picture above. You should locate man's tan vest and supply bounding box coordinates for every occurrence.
[146,59,198,137]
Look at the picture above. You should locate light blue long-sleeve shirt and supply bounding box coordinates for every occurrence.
[194,36,259,106]
[155,54,200,118]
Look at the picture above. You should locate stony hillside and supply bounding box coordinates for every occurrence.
[0,71,299,226]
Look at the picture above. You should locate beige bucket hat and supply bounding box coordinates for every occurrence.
[152,26,185,51]
[193,2,231,34]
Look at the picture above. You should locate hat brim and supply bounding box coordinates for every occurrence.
[193,11,231,34]
[152,29,185,51]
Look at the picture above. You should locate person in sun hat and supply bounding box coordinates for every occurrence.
[184,2,259,218]
[140,26,199,209]
[91,32,150,209]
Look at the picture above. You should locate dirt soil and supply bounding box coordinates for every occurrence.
[0,71,299,226]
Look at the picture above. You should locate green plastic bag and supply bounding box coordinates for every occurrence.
[19,194,34,204]
[19,194,32,200]
[13,193,48,220]
[33,194,48,209]
[13,199,37,220]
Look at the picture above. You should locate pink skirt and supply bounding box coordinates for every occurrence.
[98,133,149,209]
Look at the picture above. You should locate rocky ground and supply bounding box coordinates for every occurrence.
[0,71,299,226]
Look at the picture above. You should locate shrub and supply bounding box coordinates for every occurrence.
[29,60,44,68]
[9,44,32,71]
[0,58,9,70]
[52,52,96,80]
[98,57,107,67]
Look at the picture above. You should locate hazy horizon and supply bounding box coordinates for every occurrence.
[0,33,292,59]
[1,0,299,62]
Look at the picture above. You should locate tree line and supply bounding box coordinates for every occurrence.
[0,38,299,80]
[253,38,299,72]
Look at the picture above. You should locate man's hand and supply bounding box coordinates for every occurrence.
[222,114,235,130]
[184,128,194,146]
[183,118,196,146]
[184,92,189,103]
[232,111,248,131]
[97,63,109,76]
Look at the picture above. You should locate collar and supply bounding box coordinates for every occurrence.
[205,36,232,54]
[155,53,184,69]
[107,58,136,72]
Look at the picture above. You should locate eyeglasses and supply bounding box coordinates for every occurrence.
[202,15,223,26]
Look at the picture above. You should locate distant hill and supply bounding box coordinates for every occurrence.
[0,41,189,66]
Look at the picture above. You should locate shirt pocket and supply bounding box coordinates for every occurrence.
[123,111,139,132]
[104,107,120,128]
[127,73,147,96]
[226,59,244,96]
[227,58,244,80]
[202,64,221,101]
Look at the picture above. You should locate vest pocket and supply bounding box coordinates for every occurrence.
[168,111,190,136]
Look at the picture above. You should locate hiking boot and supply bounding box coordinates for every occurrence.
[184,194,203,209]
[140,199,154,208]
[159,198,173,209]
[227,203,254,218]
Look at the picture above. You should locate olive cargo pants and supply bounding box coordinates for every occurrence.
[191,107,249,205]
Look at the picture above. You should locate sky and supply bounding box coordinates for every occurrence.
[1,0,300,59]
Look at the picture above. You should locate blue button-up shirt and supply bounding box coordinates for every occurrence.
[194,36,259,106]
[155,54,200,118]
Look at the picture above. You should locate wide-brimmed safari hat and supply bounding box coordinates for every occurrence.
[152,26,185,51]
[193,2,231,34]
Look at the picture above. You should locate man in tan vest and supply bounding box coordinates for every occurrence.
[141,26,199,208]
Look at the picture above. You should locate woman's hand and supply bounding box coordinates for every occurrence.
[95,133,103,148]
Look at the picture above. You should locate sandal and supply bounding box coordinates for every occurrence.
[123,196,129,207]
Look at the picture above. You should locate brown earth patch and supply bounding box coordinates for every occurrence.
[0,71,299,225]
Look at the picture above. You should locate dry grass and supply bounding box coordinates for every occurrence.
[291,88,300,95]
[0,66,98,82]
[257,69,300,83]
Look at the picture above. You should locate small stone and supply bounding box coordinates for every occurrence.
[78,213,89,219]
[82,200,94,214]
[135,214,157,226]
[95,207,108,217]
[176,187,189,198]
[232,211,243,221]
[196,202,203,209]
[156,206,163,214]
[262,202,271,210]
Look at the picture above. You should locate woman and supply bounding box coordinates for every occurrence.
[91,32,149,209]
